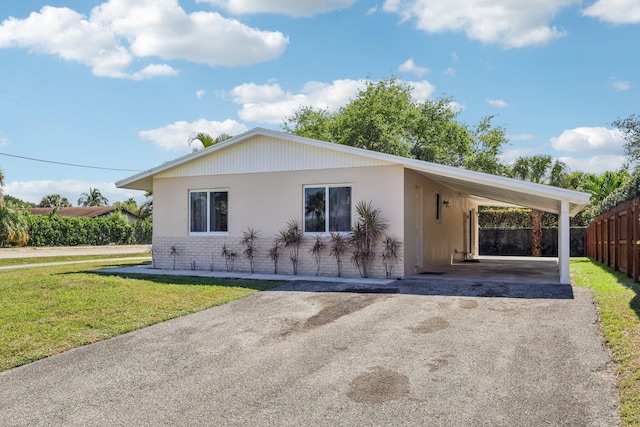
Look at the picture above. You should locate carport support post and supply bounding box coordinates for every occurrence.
[558,200,570,284]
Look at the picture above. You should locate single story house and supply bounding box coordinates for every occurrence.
[26,207,139,222]
[117,128,591,283]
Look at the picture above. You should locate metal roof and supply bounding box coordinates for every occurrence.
[117,128,591,217]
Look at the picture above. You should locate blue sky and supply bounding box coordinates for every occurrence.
[0,0,638,205]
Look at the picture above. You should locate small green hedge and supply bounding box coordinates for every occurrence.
[25,213,152,246]
[479,207,559,228]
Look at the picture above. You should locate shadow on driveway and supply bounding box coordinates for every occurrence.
[272,278,575,299]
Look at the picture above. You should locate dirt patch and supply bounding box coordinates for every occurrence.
[458,299,478,309]
[303,294,383,330]
[409,316,450,333]
[261,294,384,345]
[425,353,455,372]
[347,366,410,403]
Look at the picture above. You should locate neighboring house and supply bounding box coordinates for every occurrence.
[117,128,590,283]
[26,207,139,222]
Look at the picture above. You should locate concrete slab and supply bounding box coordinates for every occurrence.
[0,280,619,426]
[100,264,396,286]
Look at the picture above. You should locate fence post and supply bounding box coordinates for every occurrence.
[630,204,640,282]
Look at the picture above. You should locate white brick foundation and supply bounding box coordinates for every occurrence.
[151,235,404,279]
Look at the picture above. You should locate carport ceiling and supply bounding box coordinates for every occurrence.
[412,169,587,216]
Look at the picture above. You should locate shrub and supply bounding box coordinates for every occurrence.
[24,212,152,246]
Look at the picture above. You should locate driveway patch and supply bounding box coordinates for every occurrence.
[0,281,619,426]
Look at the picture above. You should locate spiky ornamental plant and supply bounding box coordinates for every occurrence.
[310,235,325,276]
[268,240,282,274]
[221,244,237,272]
[381,235,402,279]
[329,232,349,277]
[240,227,259,273]
[350,201,388,278]
[277,219,304,275]
[169,246,178,270]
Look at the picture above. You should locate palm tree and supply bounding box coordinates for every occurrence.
[188,132,233,150]
[582,170,629,204]
[510,155,569,257]
[0,204,29,246]
[138,191,153,219]
[77,188,109,207]
[39,194,72,208]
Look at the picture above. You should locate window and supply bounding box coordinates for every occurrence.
[190,190,228,233]
[304,185,351,233]
[435,192,441,221]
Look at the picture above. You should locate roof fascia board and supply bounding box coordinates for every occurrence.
[116,128,591,208]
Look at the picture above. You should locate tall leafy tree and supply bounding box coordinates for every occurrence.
[39,194,72,208]
[510,155,570,256]
[77,188,109,207]
[330,78,416,157]
[284,77,508,173]
[612,114,640,167]
[283,107,333,141]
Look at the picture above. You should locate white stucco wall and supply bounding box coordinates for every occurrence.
[403,169,479,275]
[152,165,405,278]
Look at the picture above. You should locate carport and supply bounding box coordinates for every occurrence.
[400,158,591,284]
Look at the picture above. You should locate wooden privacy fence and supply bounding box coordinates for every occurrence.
[586,196,640,282]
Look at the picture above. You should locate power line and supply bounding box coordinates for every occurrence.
[0,152,142,172]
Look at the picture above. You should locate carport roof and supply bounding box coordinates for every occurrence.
[117,128,591,217]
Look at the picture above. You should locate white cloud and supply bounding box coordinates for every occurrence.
[550,126,625,153]
[197,0,356,17]
[610,79,631,91]
[0,0,288,79]
[407,80,436,101]
[447,100,465,113]
[582,0,640,24]
[196,90,206,99]
[139,118,248,151]
[227,78,436,124]
[382,0,577,48]
[443,67,456,77]
[507,134,536,142]
[130,64,179,80]
[398,58,428,77]
[451,52,458,62]
[487,99,512,108]
[0,135,8,148]
[558,155,627,174]
[5,179,144,205]
[367,6,379,15]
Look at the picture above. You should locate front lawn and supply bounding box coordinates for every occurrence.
[0,252,150,267]
[571,258,640,426]
[0,260,280,371]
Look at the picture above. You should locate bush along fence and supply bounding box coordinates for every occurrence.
[479,227,586,257]
[586,196,640,283]
[25,213,152,246]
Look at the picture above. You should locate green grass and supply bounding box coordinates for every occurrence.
[0,259,280,371]
[0,252,150,267]
[571,258,640,426]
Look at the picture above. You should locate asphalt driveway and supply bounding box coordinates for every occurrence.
[0,280,619,426]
